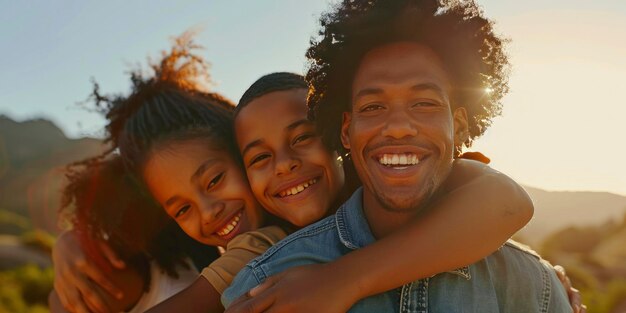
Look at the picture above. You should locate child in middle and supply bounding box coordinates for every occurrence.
[147,71,535,312]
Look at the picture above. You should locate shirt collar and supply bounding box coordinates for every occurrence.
[335,188,376,250]
[335,187,471,281]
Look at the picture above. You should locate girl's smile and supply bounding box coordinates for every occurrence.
[142,138,264,247]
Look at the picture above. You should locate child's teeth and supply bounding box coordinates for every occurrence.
[217,212,242,237]
[278,179,318,198]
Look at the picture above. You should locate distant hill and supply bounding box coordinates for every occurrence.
[518,186,626,246]
[2,115,626,241]
[0,115,107,234]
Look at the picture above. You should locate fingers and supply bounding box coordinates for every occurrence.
[76,258,123,299]
[580,304,588,313]
[58,283,92,313]
[69,271,111,313]
[97,240,126,270]
[55,262,113,313]
[554,265,586,313]
[54,280,75,312]
[226,286,276,313]
[248,276,277,297]
[568,287,583,313]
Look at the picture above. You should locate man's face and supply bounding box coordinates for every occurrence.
[341,42,468,213]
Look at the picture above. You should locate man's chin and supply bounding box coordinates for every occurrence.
[375,192,430,213]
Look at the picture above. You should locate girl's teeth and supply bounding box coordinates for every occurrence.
[217,212,242,237]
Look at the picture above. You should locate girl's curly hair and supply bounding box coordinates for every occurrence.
[60,156,191,283]
[306,0,510,154]
[62,32,231,277]
[82,32,237,172]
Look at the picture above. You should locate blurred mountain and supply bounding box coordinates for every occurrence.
[0,115,107,234]
[518,186,626,246]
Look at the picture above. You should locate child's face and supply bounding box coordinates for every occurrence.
[142,138,264,247]
[235,89,345,227]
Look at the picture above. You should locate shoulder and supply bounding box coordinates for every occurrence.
[486,240,550,275]
[502,240,541,259]
[248,215,338,267]
[225,226,289,254]
[222,216,340,308]
[481,240,571,312]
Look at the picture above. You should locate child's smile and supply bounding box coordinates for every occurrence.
[235,89,345,227]
[142,138,264,247]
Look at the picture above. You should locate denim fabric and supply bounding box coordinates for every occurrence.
[223,188,572,312]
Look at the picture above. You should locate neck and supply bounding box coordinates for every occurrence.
[361,190,417,239]
[361,183,446,239]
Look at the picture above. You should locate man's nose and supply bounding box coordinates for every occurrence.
[381,109,418,139]
[274,150,301,176]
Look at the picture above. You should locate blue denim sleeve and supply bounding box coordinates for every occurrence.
[221,266,261,308]
[542,260,573,313]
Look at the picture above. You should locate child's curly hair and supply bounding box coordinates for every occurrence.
[62,33,234,280]
[80,32,237,173]
[306,0,510,154]
[61,156,191,284]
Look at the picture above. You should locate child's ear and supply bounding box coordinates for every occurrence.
[340,112,352,150]
[452,107,469,154]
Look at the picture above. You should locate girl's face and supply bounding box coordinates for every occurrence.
[143,138,264,247]
[235,89,345,227]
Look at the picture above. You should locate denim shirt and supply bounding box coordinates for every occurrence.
[223,188,572,312]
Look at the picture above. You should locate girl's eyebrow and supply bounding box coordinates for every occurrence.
[191,159,219,182]
[164,158,219,207]
[165,195,181,207]
[286,119,310,131]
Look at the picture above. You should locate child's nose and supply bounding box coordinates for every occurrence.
[274,151,301,176]
[200,200,225,225]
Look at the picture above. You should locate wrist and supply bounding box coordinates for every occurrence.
[324,259,368,304]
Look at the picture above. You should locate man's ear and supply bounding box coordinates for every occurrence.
[453,107,469,149]
[340,112,352,151]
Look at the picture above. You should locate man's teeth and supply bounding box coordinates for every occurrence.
[216,212,242,237]
[378,154,419,166]
[278,179,317,197]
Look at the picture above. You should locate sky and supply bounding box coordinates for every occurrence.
[1,0,625,196]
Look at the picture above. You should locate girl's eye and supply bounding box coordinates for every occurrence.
[207,172,224,190]
[359,103,384,112]
[249,154,270,167]
[175,205,190,218]
[293,133,315,145]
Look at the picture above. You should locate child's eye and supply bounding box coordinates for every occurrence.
[207,172,224,190]
[249,154,270,167]
[175,205,191,218]
[293,133,315,145]
[359,103,384,113]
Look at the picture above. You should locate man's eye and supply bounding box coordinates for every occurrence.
[412,101,438,107]
[207,172,224,190]
[293,133,315,145]
[249,154,270,167]
[175,205,190,218]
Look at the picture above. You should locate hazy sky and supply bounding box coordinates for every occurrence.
[1,0,625,196]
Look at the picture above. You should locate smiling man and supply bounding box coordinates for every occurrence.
[223,0,572,311]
